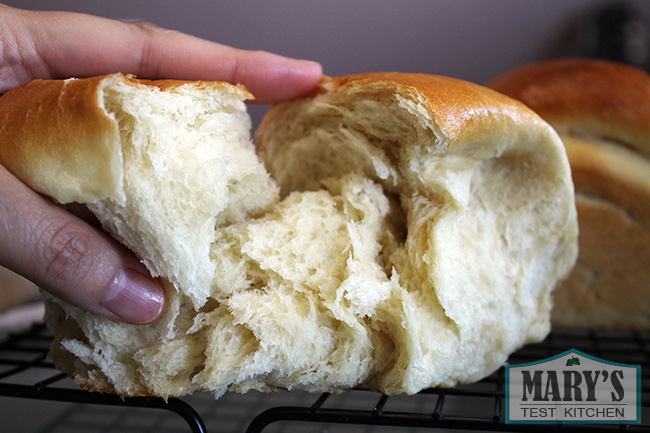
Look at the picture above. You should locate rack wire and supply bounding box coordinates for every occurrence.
[0,322,648,433]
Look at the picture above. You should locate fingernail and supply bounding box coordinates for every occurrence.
[101,268,165,324]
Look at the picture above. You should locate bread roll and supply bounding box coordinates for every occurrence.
[490,59,650,330]
[0,72,577,398]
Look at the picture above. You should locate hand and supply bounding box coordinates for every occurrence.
[0,5,323,324]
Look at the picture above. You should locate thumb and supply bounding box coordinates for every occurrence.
[0,165,165,324]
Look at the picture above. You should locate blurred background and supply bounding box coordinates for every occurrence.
[7,0,650,79]
[4,0,650,125]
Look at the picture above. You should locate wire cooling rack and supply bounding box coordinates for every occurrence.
[0,323,648,433]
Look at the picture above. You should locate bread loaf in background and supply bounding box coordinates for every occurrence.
[490,58,650,330]
[0,72,578,398]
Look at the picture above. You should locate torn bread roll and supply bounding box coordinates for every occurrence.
[0,72,577,398]
[490,58,650,330]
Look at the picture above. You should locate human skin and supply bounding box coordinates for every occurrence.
[0,4,323,324]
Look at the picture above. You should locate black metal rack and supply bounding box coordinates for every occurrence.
[0,322,648,433]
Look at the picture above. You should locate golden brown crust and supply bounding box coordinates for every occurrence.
[489,59,650,156]
[0,75,123,204]
[323,72,543,146]
[256,72,558,187]
[128,75,253,97]
[0,74,252,205]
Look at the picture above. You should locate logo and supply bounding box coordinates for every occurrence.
[506,349,641,424]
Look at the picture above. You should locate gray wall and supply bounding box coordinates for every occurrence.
[6,0,650,122]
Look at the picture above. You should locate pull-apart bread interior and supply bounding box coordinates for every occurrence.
[491,59,650,330]
[0,72,577,398]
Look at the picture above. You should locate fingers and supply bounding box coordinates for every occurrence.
[0,6,323,103]
[0,165,165,324]
[0,5,321,325]
[126,23,323,104]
